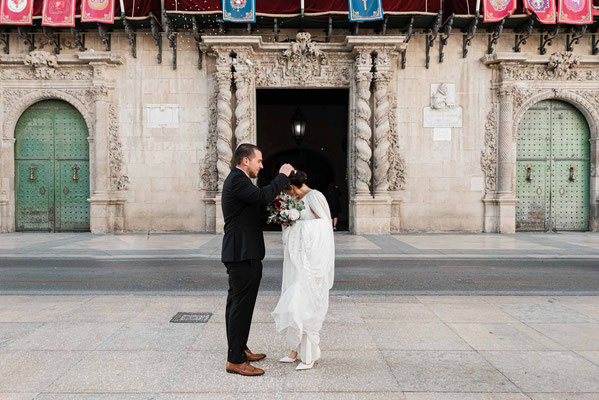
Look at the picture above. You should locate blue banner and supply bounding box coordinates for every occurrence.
[348,0,384,21]
[222,0,255,23]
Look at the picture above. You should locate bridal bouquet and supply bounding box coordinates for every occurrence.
[267,193,305,227]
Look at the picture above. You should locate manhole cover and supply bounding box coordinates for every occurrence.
[170,312,212,323]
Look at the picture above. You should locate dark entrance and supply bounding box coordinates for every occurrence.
[257,89,349,231]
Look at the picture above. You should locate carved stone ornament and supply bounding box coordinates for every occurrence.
[23,51,58,79]
[546,51,580,79]
[481,104,498,193]
[500,52,592,81]
[200,88,219,191]
[108,104,129,191]
[279,32,327,83]
[387,93,406,191]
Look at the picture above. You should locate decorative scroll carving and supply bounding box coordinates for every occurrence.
[201,89,219,191]
[279,32,327,83]
[546,51,580,78]
[215,70,234,191]
[108,104,129,191]
[481,104,498,193]
[373,70,391,193]
[387,93,405,191]
[501,52,591,81]
[23,51,58,79]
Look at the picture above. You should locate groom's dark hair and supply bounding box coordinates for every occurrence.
[234,143,260,166]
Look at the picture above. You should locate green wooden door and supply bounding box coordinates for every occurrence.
[516,100,590,231]
[15,100,90,232]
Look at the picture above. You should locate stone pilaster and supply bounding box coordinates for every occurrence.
[373,64,392,196]
[353,51,373,196]
[215,69,234,192]
[234,61,253,146]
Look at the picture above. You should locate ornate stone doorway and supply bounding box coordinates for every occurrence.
[200,32,407,234]
[256,88,349,231]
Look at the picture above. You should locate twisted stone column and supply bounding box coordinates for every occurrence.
[215,70,234,191]
[497,87,515,194]
[373,71,391,195]
[234,67,252,146]
[355,71,373,195]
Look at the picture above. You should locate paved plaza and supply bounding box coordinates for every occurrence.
[0,294,599,399]
[1,231,599,259]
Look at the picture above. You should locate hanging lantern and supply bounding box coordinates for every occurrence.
[290,106,307,146]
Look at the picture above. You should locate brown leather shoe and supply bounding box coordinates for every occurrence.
[245,348,266,361]
[226,361,265,376]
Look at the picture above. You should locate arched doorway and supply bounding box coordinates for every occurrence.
[14,100,90,232]
[516,99,590,231]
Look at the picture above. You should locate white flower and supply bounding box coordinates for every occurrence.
[288,208,300,221]
[280,210,289,217]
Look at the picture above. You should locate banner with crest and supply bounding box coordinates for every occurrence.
[0,0,34,25]
[42,0,76,26]
[483,0,517,22]
[222,0,255,23]
[524,0,556,23]
[81,0,115,23]
[557,0,592,24]
[348,0,384,22]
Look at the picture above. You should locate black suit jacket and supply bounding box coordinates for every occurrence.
[221,168,290,262]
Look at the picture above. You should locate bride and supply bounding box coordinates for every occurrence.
[271,170,335,370]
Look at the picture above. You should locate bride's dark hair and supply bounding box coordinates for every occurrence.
[288,170,307,187]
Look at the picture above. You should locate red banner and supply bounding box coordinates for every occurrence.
[42,0,75,26]
[558,0,592,24]
[524,0,556,23]
[0,0,34,25]
[81,0,115,23]
[483,0,517,22]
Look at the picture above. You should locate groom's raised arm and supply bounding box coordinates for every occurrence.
[232,173,290,206]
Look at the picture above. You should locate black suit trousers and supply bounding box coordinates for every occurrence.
[224,259,263,363]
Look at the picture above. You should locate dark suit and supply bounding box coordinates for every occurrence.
[221,167,289,363]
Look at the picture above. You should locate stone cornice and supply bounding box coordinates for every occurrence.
[482,52,599,66]
[0,51,123,66]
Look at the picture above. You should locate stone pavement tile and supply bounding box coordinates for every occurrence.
[324,301,364,324]
[3,323,123,351]
[281,393,406,399]
[527,394,599,400]
[404,394,531,400]
[281,350,400,392]
[158,394,282,400]
[480,351,599,392]
[190,321,285,354]
[11,302,91,323]
[558,304,599,322]
[499,304,594,324]
[163,351,286,393]
[416,296,495,304]
[319,322,378,350]
[0,394,38,400]
[52,302,147,323]
[132,297,223,323]
[0,323,43,349]
[383,350,519,392]
[34,395,152,400]
[352,296,420,304]
[366,321,471,350]
[547,297,599,305]
[528,324,599,350]
[355,303,438,322]
[576,351,599,366]
[0,350,85,392]
[449,323,566,351]
[482,297,561,305]
[426,304,519,324]
[47,351,179,393]
[95,323,203,351]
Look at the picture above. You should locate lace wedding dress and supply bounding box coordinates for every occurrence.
[272,190,335,364]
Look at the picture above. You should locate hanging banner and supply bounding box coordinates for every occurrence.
[81,0,115,24]
[557,0,592,24]
[222,0,255,23]
[0,0,34,25]
[42,0,76,27]
[524,0,556,23]
[348,0,384,22]
[483,0,517,22]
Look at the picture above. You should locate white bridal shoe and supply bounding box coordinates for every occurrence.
[279,355,297,363]
[295,361,315,370]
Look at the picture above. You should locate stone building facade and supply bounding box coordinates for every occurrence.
[0,27,598,234]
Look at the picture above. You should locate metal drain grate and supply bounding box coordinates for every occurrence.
[170,312,212,323]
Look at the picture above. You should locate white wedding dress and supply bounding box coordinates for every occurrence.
[272,190,335,364]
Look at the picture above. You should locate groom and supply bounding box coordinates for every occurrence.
[221,143,294,376]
